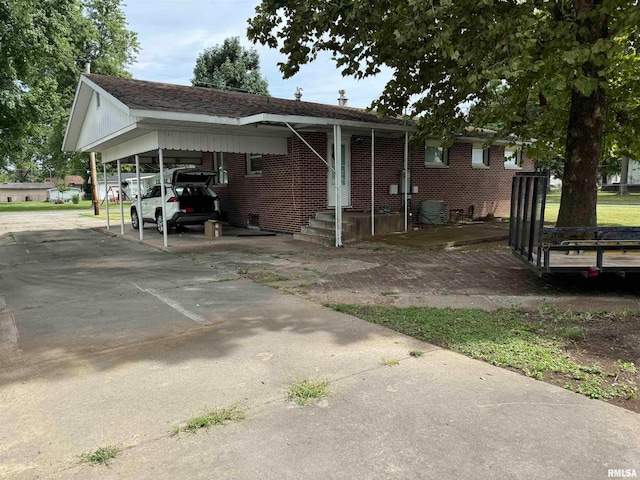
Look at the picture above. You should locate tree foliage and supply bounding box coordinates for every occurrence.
[192,37,269,95]
[248,0,640,227]
[0,0,139,181]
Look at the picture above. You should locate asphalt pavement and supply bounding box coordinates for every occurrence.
[0,212,638,479]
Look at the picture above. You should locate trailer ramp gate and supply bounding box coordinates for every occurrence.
[508,171,640,277]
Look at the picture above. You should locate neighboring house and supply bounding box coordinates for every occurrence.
[46,175,85,188]
[47,187,83,202]
[92,173,157,201]
[0,183,54,202]
[45,176,87,201]
[119,172,157,198]
[64,74,533,245]
[606,159,640,192]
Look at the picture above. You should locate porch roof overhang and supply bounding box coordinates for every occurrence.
[63,74,414,164]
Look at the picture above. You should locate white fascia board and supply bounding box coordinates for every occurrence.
[79,123,141,152]
[62,78,86,151]
[130,108,243,126]
[63,81,94,151]
[240,113,414,133]
[136,121,290,138]
[123,110,412,133]
[458,136,528,146]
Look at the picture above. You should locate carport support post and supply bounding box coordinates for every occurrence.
[371,128,375,236]
[334,124,343,247]
[158,148,168,248]
[104,164,110,230]
[404,132,409,232]
[117,158,124,235]
[135,155,143,241]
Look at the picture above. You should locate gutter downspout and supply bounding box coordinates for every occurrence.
[334,124,343,247]
[371,129,375,237]
[135,154,143,241]
[117,158,124,235]
[159,148,168,248]
[104,164,110,230]
[404,132,409,232]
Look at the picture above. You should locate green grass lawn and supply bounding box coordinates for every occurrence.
[79,202,131,222]
[0,200,95,212]
[0,199,131,222]
[543,203,640,226]
[546,190,640,205]
[329,303,638,402]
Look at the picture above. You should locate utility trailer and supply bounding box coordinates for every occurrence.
[508,171,640,277]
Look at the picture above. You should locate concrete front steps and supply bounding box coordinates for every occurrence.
[293,211,406,246]
[293,212,355,246]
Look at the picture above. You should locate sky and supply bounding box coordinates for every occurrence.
[120,0,392,108]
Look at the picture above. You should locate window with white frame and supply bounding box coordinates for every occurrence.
[425,142,449,166]
[213,152,228,184]
[504,148,522,168]
[246,153,263,176]
[472,146,490,167]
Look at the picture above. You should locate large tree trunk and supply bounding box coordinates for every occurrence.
[556,0,608,228]
[556,88,605,227]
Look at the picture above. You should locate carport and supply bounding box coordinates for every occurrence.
[63,74,412,247]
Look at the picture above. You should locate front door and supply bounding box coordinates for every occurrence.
[327,135,351,207]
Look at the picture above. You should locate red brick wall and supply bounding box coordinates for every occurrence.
[206,134,327,233]
[409,141,534,220]
[350,135,533,220]
[201,133,533,234]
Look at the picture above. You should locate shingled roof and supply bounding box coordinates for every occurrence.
[0,183,54,190]
[85,74,410,127]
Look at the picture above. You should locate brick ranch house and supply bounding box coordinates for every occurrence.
[64,74,532,247]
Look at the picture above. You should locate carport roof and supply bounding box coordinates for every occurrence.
[63,74,415,160]
[83,74,411,127]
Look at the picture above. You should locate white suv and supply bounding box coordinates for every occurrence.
[131,169,220,234]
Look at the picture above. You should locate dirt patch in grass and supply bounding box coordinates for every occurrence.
[330,303,640,413]
[548,310,640,411]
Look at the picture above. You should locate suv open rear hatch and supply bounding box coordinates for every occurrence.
[171,169,216,187]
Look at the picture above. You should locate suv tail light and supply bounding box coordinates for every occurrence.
[183,207,194,213]
[167,196,177,202]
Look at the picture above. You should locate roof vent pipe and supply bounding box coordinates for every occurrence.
[84,62,91,74]
[338,90,348,106]
[294,87,303,101]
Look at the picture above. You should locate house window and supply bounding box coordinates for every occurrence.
[246,153,263,176]
[504,148,522,168]
[425,143,449,166]
[472,146,490,167]
[213,152,228,184]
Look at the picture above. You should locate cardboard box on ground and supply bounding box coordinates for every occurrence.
[204,220,222,237]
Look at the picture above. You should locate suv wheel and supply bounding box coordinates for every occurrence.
[156,212,165,234]
[131,208,140,230]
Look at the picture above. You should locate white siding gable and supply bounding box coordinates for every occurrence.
[77,91,140,149]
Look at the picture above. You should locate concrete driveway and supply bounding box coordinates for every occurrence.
[0,212,639,479]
